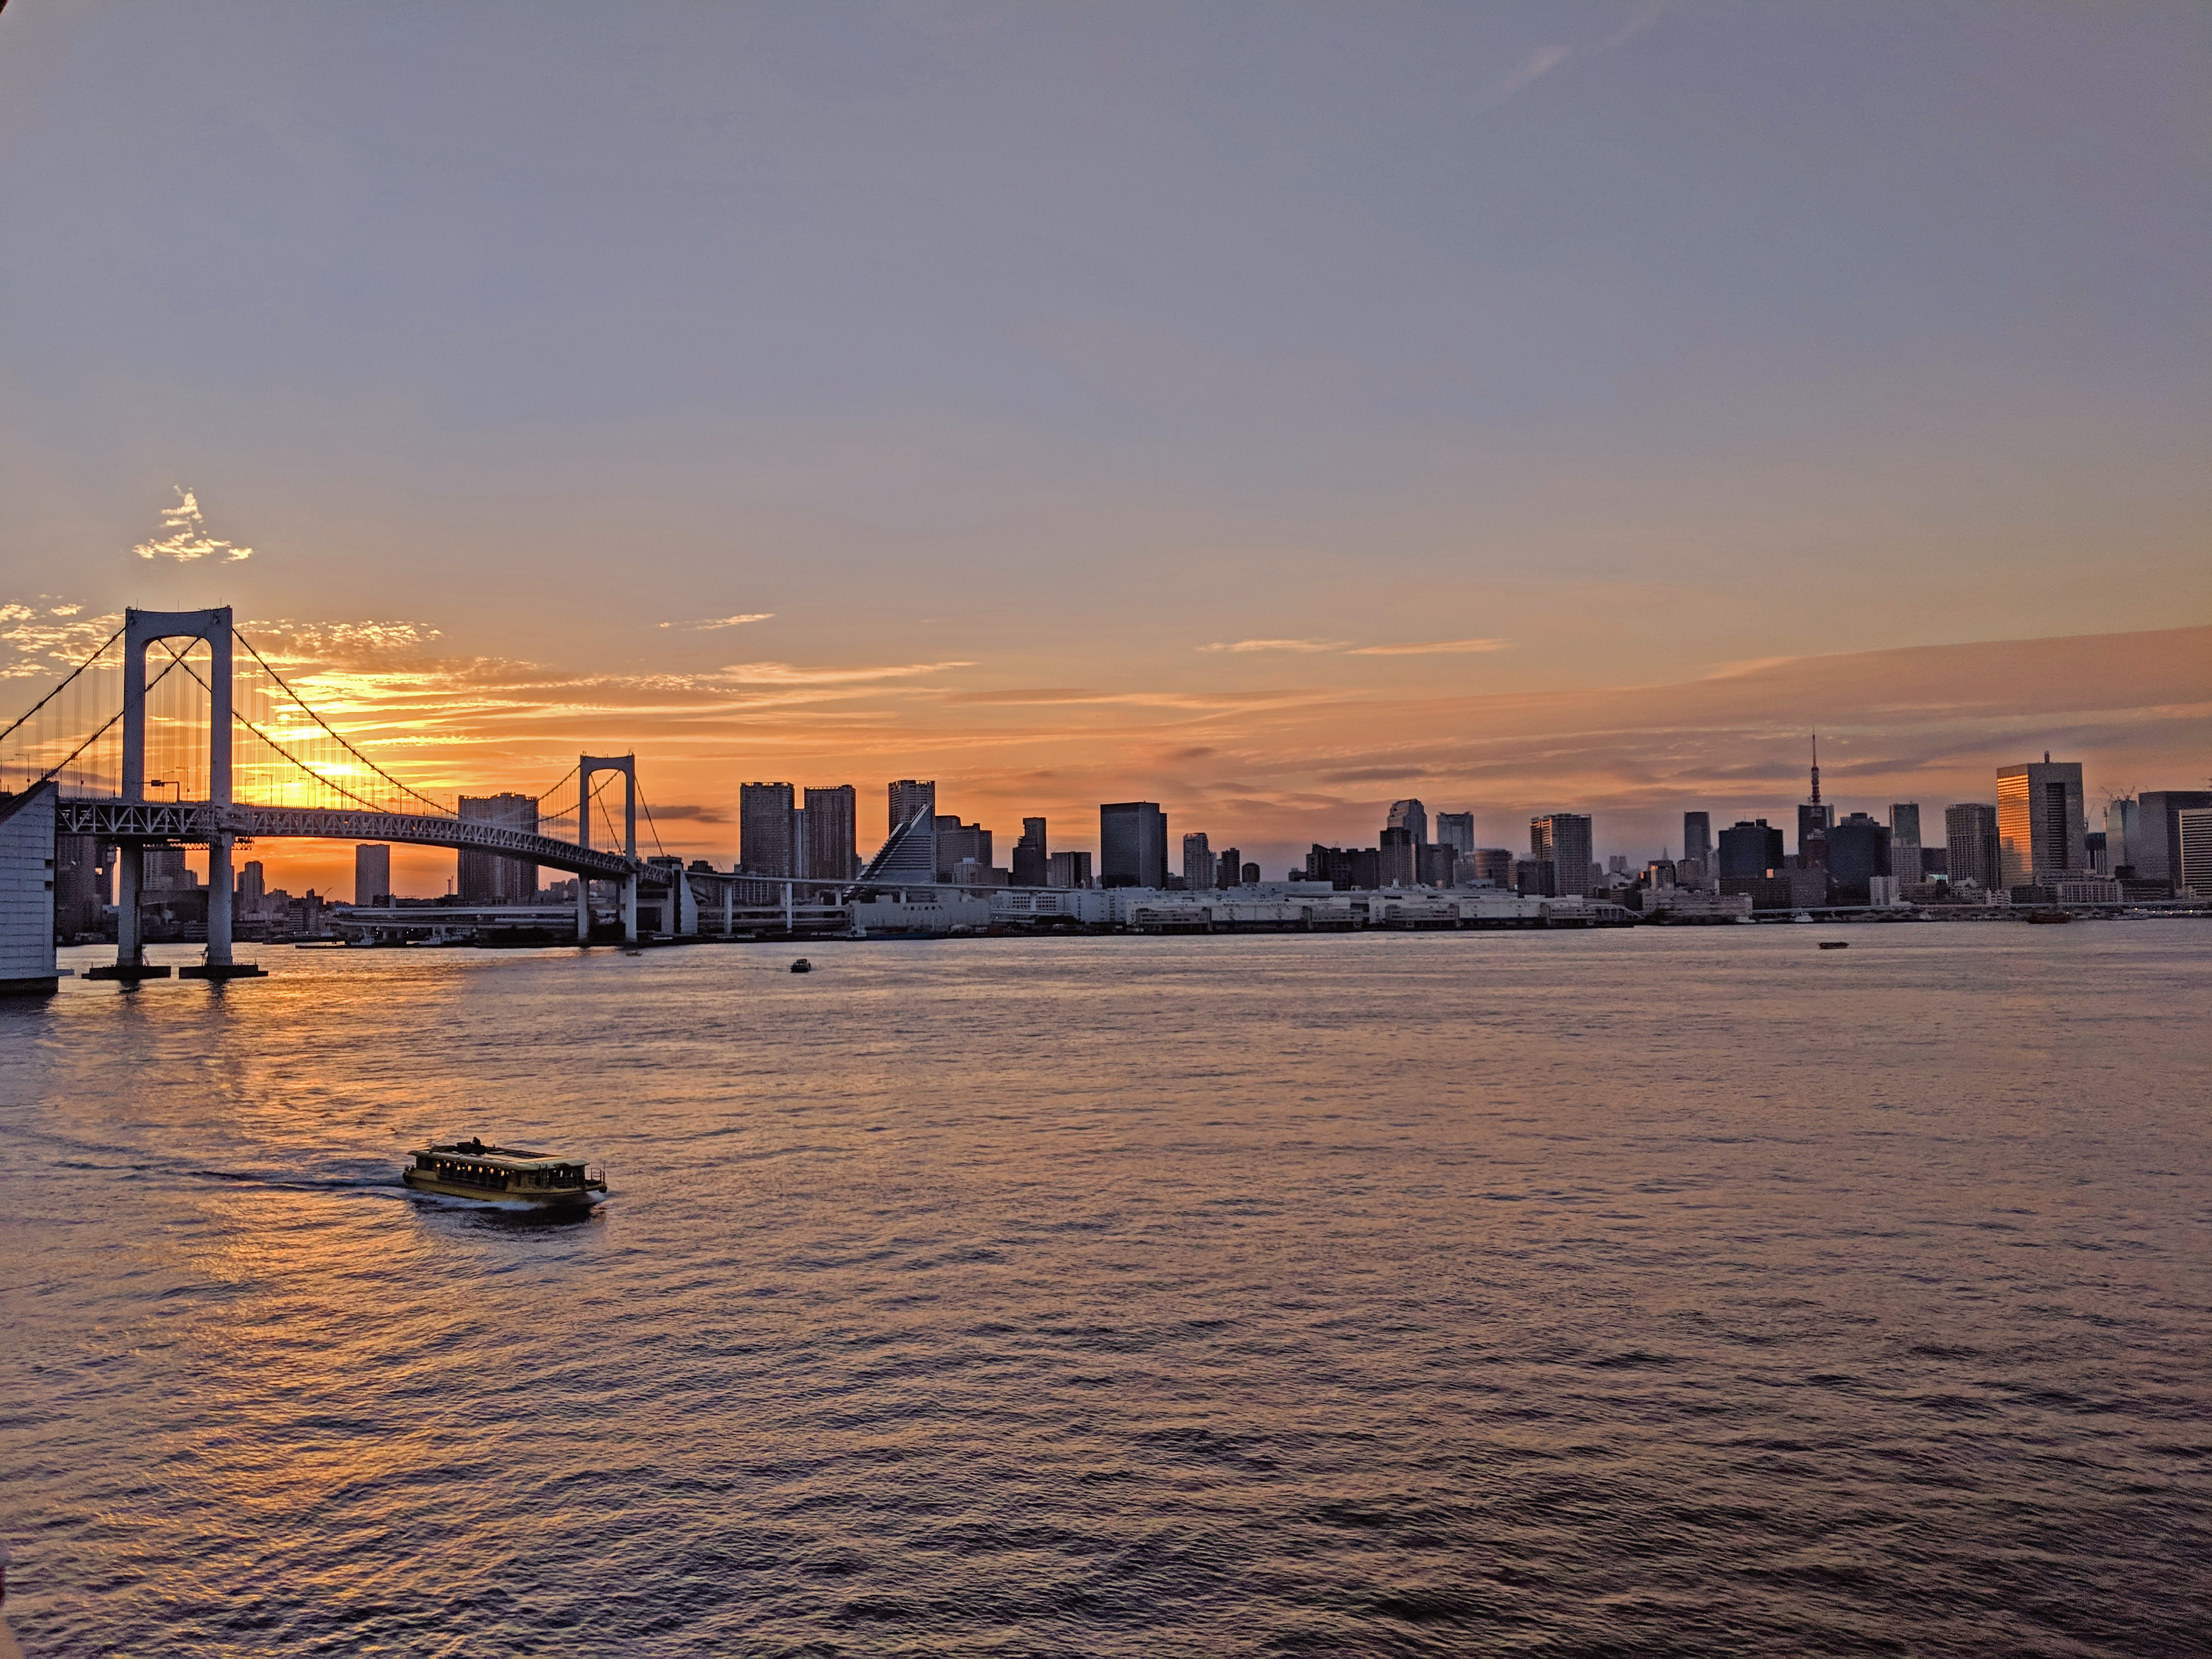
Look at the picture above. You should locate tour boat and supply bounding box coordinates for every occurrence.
[790,957,813,973]
[402,1138,608,1208]
[1819,940,1849,950]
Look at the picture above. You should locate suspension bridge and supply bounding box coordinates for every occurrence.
[0,605,708,984]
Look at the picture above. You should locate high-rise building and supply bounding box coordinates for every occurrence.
[1826,812,1892,905]
[739,782,797,878]
[1239,863,1259,885]
[1529,813,1593,898]
[1379,826,1418,888]
[1996,755,2085,887]
[2102,797,2139,875]
[53,834,110,937]
[237,860,266,918]
[1306,845,1379,890]
[2178,808,2212,897]
[2133,792,2212,888]
[1717,820,1784,881]
[1013,819,1049,887]
[458,793,540,902]
[1216,846,1242,887]
[1100,802,1167,888]
[1511,855,1555,898]
[1435,812,1474,854]
[888,780,937,835]
[1417,845,1457,887]
[1047,850,1091,889]
[1182,832,1217,890]
[1887,803,1923,882]
[1466,848,1513,888]
[354,844,392,906]
[1682,812,1713,868]
[1386,799,1428,847]
[802,785,857,882]
[1944,803,2001,890]
[142,845,195,890]
[931,816,991,882]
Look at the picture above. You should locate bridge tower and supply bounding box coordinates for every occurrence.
[578,754,639,943]
[116,607,250,975]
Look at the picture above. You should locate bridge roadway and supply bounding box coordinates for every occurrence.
[58,797,638,881]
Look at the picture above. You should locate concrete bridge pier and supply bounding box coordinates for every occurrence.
[621,872,638,943]
[115,843,143,966]
[576,879,590,944]
[205,834,234,968]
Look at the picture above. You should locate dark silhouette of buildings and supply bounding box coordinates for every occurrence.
[1944,803,2000,890]
[458,793,539,902]
[1099,802,1167,888]
[739,782,797,878]
[803,785,858,881]
[1717,819,1784,881]
[1013,818,1049,887]
[1529,813,1593,898]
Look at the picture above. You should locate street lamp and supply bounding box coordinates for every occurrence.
[146,778,183,803]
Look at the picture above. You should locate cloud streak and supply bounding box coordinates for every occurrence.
[659,613,774,631]
[1345,638,1511,656]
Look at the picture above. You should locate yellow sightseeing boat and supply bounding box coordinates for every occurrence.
[402,1138,608,1209]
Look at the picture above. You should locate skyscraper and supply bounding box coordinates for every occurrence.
[1379,826,1418,887]
[354,844,392,905]
[458,793,539,903]
[1996,755,2084,886]
[932,816,991,882]
[1386,799,1428,847]
[2102,798,2138,874]
[1100,802,1167,888]
[1182,832,1217,890]
[1717,820,1784,881]
[1529,813,1593,898]
[2178,808,2212,897]
[2132,792,2212,888]
[1434,812,1474,854]
[1013,819,1049,887]
[1047,850,1092,889]
[1681,811,1712,868]
[888,779,937,834]
[1825,812,1892,905]
[1215,846,1242,887]
[802,785,857,882]
[53,834,110,937]
[739,782,797,878]
[1944,803,2001,890]
[1888,803,1922,881]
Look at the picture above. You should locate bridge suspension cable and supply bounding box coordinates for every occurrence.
[231,628,454,815]
[0,626,125,751]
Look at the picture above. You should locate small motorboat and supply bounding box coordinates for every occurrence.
[1819,941,1849,950]
[2027,910,2074,924]
[789,957,813,974]
[402,1137,608,1209]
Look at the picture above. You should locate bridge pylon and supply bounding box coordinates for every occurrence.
[578,754,639,943]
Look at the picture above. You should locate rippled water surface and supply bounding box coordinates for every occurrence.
[4,926,2210,1656]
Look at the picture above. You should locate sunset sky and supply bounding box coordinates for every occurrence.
[2,2,2207,894]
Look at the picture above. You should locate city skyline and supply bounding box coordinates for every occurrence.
[3,4,2208,895]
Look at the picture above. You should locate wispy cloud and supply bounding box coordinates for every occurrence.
[1346,637,1512,656]
[133,487,253,563]
[658,613,774,631]
[1200,638,1348,654]
[718,660,972,686]
[1480,43,1571,109]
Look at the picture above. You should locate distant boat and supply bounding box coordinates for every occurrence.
[789,957,813,973]
[402,1138,607,1209]
[2027,910,2074,924]
[1819,940,1849,950]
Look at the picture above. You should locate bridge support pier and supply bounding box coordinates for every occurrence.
[621,873,637,943]
[205,833,233,968]
[115,843,143,966]
[577,879,591,944]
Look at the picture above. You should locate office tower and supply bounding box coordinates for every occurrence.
[1511,855,1555,898]
[458,793,540,902]
[1047,850,1091,889]
[802,785,857,882]
[738,782,797,878]
[888,779,937,835]
[1996,755,2085,886]
[2103,798,2138,874]
[932,816,991,882]
[1379,826,1418,887]
[1825,812,1891,905]
[237,860,265,918]
[1887,803,1923,882]
[1467,848,1513,887]
[1240,862,1259,885]
[142,845,194,890]
[1386,799,1428,846]
[53,834,110,937]
[2179,809,2212,896]
[1944,803,2001,890]
[2132,792,2212,888]
[1182,832,1217,890]
[1306,845,1380,889]
[1013,819,1049,887]
[1100,802,1166,888]
[1717,820,1785,881]
[1435,812,1474,855]
[354,844,392,906]
[1682,812,1712,868]
[1216,846,1242,887]
[1528,813,1593,898]
[1417,845,1457,887]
